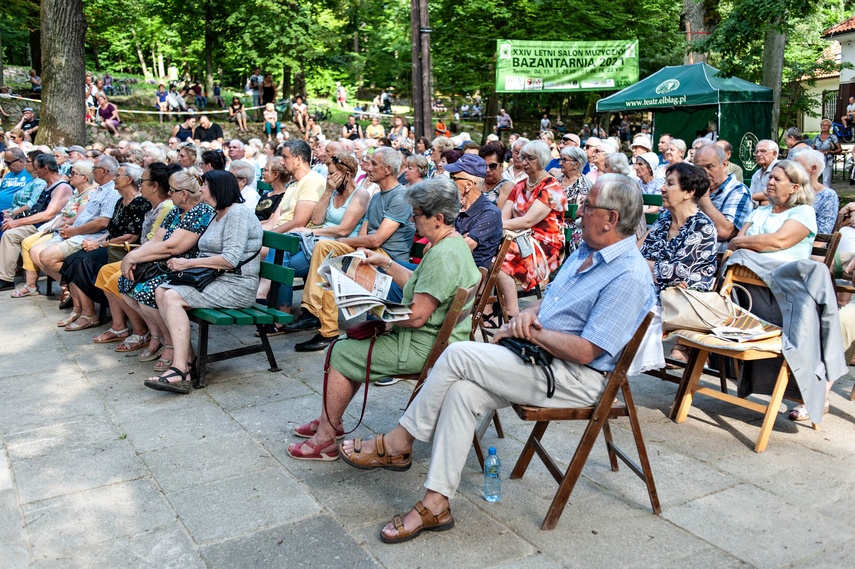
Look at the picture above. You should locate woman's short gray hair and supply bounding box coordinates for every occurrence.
[785,127,803,141]
[406,154,429,178]
[512,137,530,151]
[406,177,461,226]
[119,163,143,184]
[669,139,687,158]
[228,160,255,184]
[72,160,95,183]
[772,160,814,207]
[432,137,455,153]
[559,145,587,168]
[520,140,551,170]
[595,174,644,237]
[790,147,825,179]
[604,153,631,176]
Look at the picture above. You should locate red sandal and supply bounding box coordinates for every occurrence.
[287,439,339,462]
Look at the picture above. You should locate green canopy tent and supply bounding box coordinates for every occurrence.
[596,63,773,174]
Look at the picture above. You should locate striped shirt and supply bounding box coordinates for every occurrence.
[538,236,654,372]
[709,173,752,241]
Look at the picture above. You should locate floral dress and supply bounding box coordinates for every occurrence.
[640,210,718,300]
[118,203,215,307]
[502,176,567,291]
[559,174,591,253]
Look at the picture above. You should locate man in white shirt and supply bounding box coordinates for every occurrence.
[842,96,855,129]
[749,139,779,206]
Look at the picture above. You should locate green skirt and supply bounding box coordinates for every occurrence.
[328,327,435,383]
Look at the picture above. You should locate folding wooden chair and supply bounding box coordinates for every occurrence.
[668,260,823,453]
[403,283,480,406]
[509,312,659,530]
[470,235,514,341]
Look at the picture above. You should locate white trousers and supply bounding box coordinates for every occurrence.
[399,341,607,498]
[0,225,37,281]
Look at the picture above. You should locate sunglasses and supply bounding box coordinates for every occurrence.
[485,162,501,171]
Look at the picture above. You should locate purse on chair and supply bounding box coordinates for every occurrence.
[660,287,746,332]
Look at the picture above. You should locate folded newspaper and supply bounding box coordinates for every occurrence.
[317,251,412,322]
[711,326,781,343]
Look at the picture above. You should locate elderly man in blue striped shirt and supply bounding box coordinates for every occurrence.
[338,174,655,544]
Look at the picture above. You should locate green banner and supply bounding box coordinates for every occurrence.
[495,39,639,93]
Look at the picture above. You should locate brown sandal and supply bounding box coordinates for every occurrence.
[339,434,411,472]
[380,501,454,544]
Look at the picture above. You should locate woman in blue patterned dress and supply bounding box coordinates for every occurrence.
[118,169,215,371]
[634,162,718,371]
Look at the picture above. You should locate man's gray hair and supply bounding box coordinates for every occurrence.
[520,140,551,170]
[694,142,726,164]
[595,174,643,238]
[790,147,825,178]
[406,177,460,226]
[6,147,25,161]
[281,139,311,163]
[560,145,588,168]
[98,154,120,175]
[53,147,68,157]
[604,152,631,176]
[119,162,143,184]
[373,146,402,176]
[692,138,711,150]
[757,139,779,154]
[228,160,256,183]
[229,139,245,151]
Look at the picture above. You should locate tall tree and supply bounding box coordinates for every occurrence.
[40,0,86,145]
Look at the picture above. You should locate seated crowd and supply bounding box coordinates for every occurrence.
[0,113,853,543]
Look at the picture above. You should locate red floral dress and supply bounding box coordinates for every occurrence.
[502,176,567,291]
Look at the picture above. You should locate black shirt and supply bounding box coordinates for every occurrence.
[455,193,503,269]
[22,118,39,132]
[194,123,224,143]
[343,122,362,141]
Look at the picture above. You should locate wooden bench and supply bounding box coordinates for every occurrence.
[187,231,300,388]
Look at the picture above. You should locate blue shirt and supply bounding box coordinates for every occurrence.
[455,193,503,269]
[0,170,34,211]
[537,236,654,372]
[69,181,120,243]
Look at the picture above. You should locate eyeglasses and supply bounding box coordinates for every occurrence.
[411,211,428,220]
[141,177,152,183]
[520,154,537,162]
[94,166,106,172]
[562,137,573,142]
[754,149,775,154]
[485,162,500,171]
[4,158,21,166]
[167,187,187,195]
[580,199,613,212]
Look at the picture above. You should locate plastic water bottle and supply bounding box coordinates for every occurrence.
[483,447,501,502]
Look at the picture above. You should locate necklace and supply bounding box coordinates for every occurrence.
[526,171,547,189]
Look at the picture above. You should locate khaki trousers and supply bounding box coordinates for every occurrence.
[301,240,388,337]
[0,225,37,281]
[399,341,607,498]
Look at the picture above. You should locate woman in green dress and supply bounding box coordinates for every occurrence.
[288,177,482,461]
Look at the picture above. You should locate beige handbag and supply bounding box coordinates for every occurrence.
[660,287,741,332]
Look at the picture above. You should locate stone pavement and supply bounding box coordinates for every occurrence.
[1,288,855,568]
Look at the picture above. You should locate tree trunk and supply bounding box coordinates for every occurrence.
[131,30,150,79]
[92,45,100,72]
[282,65,291,100]
[151,45,157,81]
[157,47,165,80]
[29,30,41,74]
[0,28,5,88]
[40,0,87,146]
[682,0,709,64]
[761,28,786,138]
[204,1,214,97]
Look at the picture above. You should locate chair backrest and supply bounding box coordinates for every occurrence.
[470,235,514,339]
[260,231,301,302]
[608,311,654,383]
[408,283,479,403]
[811,232,841,271]
[833,210,850,233]
[642,193,662,226]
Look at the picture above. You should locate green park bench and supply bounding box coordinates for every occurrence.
[188,231,300,388]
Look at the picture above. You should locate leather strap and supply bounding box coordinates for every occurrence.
[323,332,377,435]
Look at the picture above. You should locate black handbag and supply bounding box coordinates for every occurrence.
[161,249,261,292]
[132,261,170,283]
[498,337,556,398]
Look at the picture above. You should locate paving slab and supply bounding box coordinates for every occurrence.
[663,483,855,568]
[165,467,321,544]
[200,515,378,569]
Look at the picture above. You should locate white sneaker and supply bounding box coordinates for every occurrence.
[375,377,405,387]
